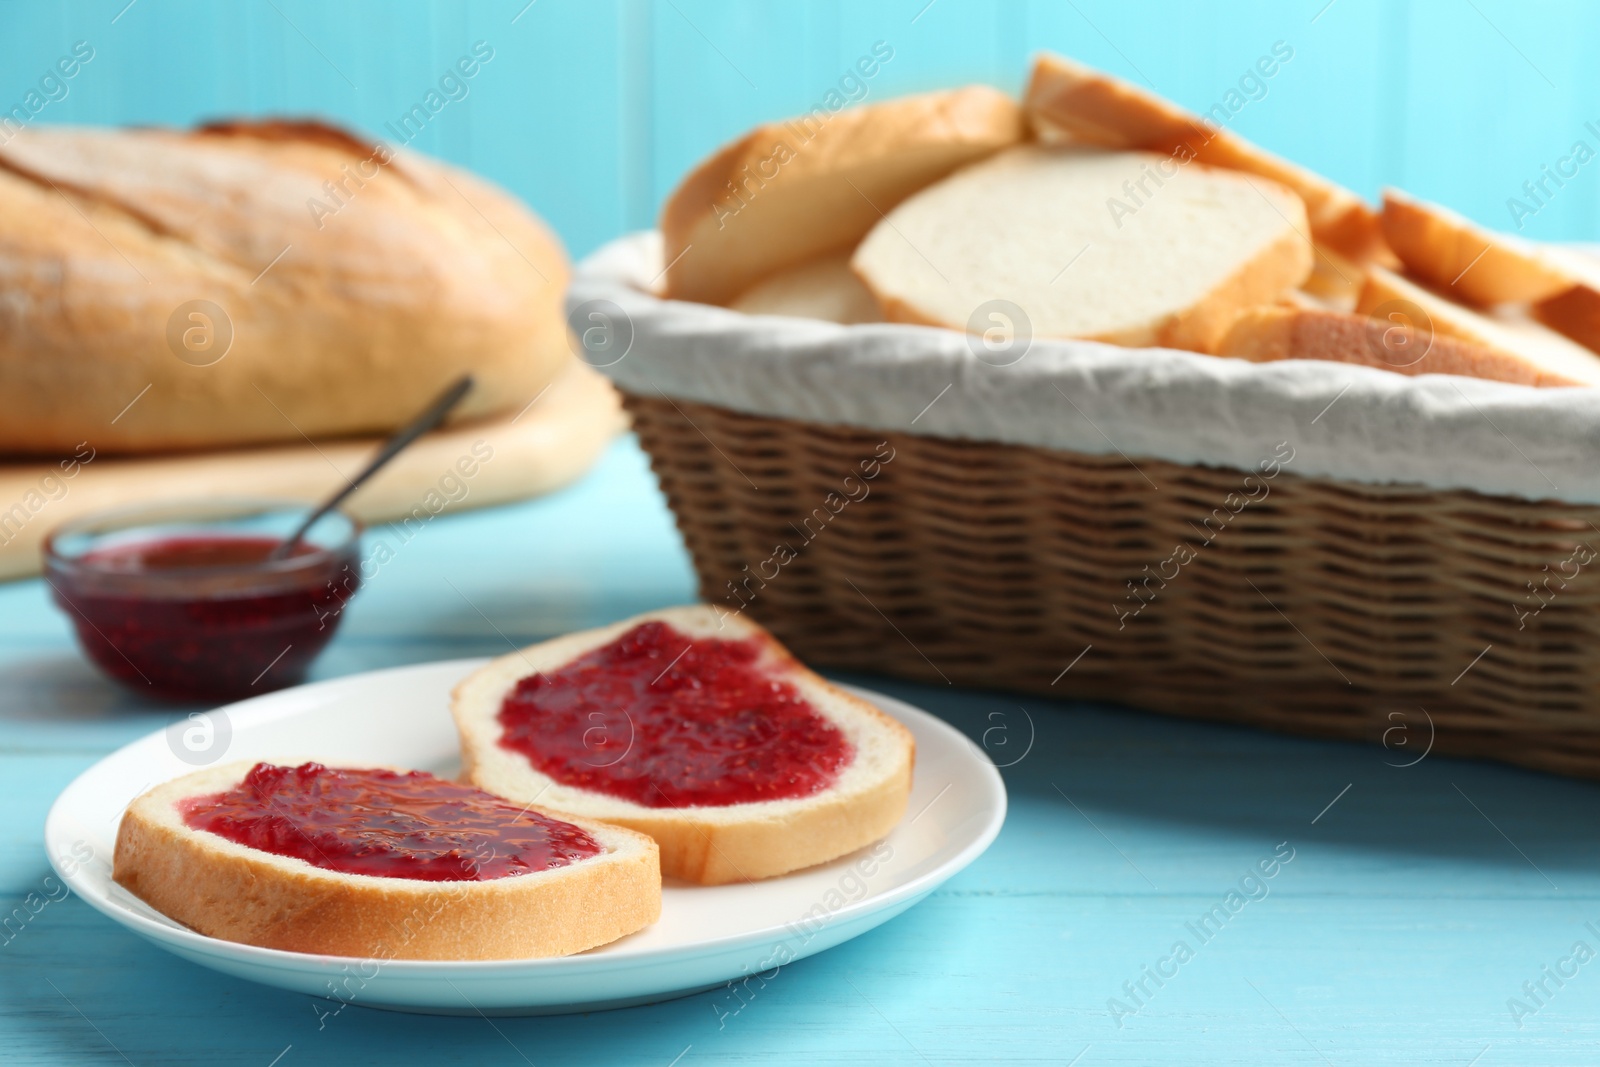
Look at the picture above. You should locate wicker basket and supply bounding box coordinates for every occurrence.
[624,390,1600,780]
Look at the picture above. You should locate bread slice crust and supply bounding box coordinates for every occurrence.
[452,606,916,886]
[1380,188,1576,306]
[1536,284,1600,354]
[660,86,1024,305]
[1023,51,1386,264]
[113,761,661,960]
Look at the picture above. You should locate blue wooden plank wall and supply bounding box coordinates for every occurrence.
[0,0,1596,258]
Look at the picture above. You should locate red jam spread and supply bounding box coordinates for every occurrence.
[49,534,357,702]
[86,536,320,572]
[181,763,602,881]
[496,621,853,808]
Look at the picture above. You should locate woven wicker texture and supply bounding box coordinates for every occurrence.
[624,391,1600,779]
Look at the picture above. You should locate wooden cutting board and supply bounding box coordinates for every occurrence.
[0,360,625,580]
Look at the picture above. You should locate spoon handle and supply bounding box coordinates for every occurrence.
[270,374,476,560]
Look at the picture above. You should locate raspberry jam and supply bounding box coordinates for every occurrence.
[93,536,318,572]
[45,517,360,703]
[497,620,853,808]
[181,762,603,881]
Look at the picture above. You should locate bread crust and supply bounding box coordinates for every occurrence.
[1536,284,1600,352]
[452,606,916,885]
[661,86,1024,305]
[1381,188,1576,306]
[1219,305,1586,386]
[112,762,661,960]
[1024,52,1388,265]
[0,120,571,455]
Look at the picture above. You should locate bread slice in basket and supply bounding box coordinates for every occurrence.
[1357,265,1600,385]
[729,252,883,324]
[850,144,1312,353]
[660,86,1024,305]
[113,761,660,960]
[1023,51,1386,264]
[1535,282,1600,354]
[1220,305,1595,386]
[453,606,915,886]
[1380,188,1578,306]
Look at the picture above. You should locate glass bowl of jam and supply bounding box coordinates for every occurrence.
[43,499,362,703]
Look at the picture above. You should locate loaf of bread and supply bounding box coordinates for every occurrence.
[454,605,915,885]
[851,145,1312,352]
[0,120,570,455]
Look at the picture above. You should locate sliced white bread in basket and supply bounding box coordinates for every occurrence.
[1300,243,1366,310]
[850,144,1313,353]
[452,605,915,886]
[1380,188,1578,306]
[1023,51,1387,264]
[1219,304,1593,387]
[1357,265,1600,385]
[661,85,1025,305]
[113,760,661,960]
[729,252,884,324]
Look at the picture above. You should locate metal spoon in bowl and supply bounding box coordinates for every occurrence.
[267,374,476,561]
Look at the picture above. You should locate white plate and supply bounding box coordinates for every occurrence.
[44,659,1006,1016]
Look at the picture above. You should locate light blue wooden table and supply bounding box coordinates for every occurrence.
[4,436,1599,1065]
